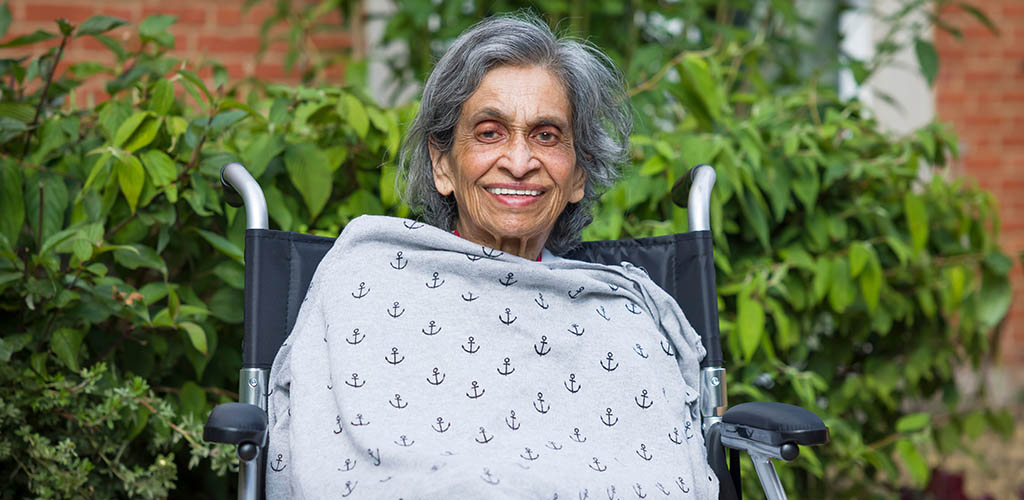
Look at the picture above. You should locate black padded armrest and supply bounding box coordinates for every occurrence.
[203,402,268,446]
[722,401,829,447]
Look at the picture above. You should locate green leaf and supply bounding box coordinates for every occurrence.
[895,439,930,487]
[179,381,207,418]
[139,14,176,47]
[737,288,765,361]
[116,156,145,213]
[913,38,939,86]
[113,111,150,148]
[0,333,31,362]
[904,193,929,252]
[811,257,832,304]
[340,93,370,139]
[958,2,998,34]
[849,242,871,277]
[76,15,128,37]
[149,79,174,115]
[977,270,1011,327]
[828,257,855,313]
[0,2,11,39]
[122,115,161,152]
[50,328,86,371]
[196,229,243,264]
[113,243,167,277]
[284,143,333,219]
[896,412,931,433]
[859,256,883,313]
[179,321,208,355]
[25,175,69,246]
[139,150,177,187]
[56,19,74,37]
[175,69,211,103]
[0,159,25,245]
[0,29,56,48]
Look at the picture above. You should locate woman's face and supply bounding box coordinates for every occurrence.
[431,65,585,256]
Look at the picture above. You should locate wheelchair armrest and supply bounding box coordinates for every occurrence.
[720,402,829,461]
[203,402,268,447]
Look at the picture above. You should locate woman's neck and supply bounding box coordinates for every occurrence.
[453,224,545,261]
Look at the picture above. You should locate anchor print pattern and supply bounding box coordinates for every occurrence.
[270,218,714,499]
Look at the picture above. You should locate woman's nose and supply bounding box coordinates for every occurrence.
[501,135,539,178]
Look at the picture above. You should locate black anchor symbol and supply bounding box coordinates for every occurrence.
[570,427,587,443]
[606,485,619,500]
[403,220,424,229]
[482,247,503,259]
[379,476,392,483]
[345,373,365,388]
[427,367,446,385]
[505,410,520,430]
[635,389,653,409]
[546,440,562,450]
[387,301,405,318]
[636,443,653,461]
[466,253,483,262]
[534,336,550,355]
[601,352,618,371]
[270,454,286,472]
[609,283,620,291]
[432,417,450,433]
[497,357,515,375]
[327,374,333,390]
[390,251,407,270]
[338,458,356,471]
[441,451,456,456]
[389,393,407,409]
[669,427,683,445]
[351,281,369,298]
[520,447,539,460]
[633,343,649,358]
[334,415,343,434]
[481,467,500,484]
[425,272,445,289]
[596,305,611,321]
[661,340,675,356]
[684,420,695,439]
[567,323,585,336]
[535,293,549,309]
[499,272,517,286]
[462,336,479,354]
[341,480,357,497]
[625,302,642,314]
[466,380,485,399]
[601,408,618,427]
[475,426,493,443]
[351,413,370,426]
[580,489,590,500]
[564,373,581,393]
[589,457,607,472]
[386,347,404,365]
[676,477,689,493]
[462,291,479,301]
[422,320,441,336]
[534,392,550,414]
[633,483,647,498]
[515,462,531,470]
[499,307,517,325]
[367,448,381,466]
[345,328,364,345]
[323,323,329,343]
[655,483,670,495]
[568,286,585,299]
[394,435,414,447]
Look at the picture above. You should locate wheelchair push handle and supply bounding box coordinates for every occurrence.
[220,163,269,230]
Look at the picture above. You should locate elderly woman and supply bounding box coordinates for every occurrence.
[266,15,717,499]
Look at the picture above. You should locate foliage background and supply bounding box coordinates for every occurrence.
[0,0,1018,498]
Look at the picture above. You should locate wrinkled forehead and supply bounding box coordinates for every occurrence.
[458,65,573,130]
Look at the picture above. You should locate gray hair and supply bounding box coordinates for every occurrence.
[399,14,632,255]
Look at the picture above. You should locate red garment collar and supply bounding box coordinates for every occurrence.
[453,229,542,261]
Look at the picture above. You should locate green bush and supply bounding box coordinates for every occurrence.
[0,1,1016,498]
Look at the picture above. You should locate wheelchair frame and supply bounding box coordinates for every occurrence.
[207,163,828,500]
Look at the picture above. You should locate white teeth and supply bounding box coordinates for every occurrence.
[487,188,541,196]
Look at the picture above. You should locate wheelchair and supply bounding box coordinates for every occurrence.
[203,163,829,500]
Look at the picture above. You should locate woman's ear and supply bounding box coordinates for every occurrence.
[429,144,455,197]
[569,166,587,203]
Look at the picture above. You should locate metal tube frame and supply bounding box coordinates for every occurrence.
[221,163,270,500]
[721,433,790,500]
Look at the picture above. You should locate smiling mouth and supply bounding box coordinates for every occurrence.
[486,187,543,196]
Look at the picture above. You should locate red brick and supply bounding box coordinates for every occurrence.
[196,34,261,54]
[216,5,275,26]
[141,6,207,26]
[24,2,94,23]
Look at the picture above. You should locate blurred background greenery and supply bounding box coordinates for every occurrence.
[0,0,1020,498]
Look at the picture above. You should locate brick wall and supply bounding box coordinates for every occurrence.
[1,0,355,103]
[935,0,1024,366]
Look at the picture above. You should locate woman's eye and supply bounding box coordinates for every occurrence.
[536,131,557,142]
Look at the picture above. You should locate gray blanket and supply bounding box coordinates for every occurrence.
[266,215,718,499]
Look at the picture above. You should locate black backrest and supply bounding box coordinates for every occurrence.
[242,228,721,370]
